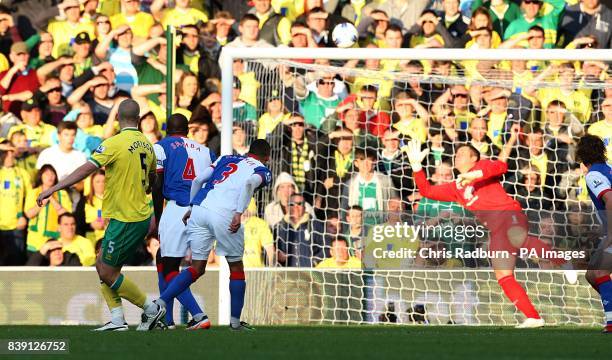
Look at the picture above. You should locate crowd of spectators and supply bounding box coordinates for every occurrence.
[0,0,610,269]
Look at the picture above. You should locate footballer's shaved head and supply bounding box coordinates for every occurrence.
[167,113,189,135]
[118,99,140,127]
[248,139,271,161]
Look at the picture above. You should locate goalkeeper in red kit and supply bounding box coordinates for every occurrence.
[404,129,577,328]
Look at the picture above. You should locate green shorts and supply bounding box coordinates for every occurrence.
[101,217,151,267]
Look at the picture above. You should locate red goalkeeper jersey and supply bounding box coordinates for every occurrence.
[413,159,522,212]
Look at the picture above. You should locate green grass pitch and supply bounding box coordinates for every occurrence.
[0,326,609,359]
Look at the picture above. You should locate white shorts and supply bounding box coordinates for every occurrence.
[158,200,190,257]
[186,205,244,261]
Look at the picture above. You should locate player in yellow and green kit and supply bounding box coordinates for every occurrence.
[37,99,165,331]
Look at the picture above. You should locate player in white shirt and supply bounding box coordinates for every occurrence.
[141,139,272,331]
[152,114,216,330]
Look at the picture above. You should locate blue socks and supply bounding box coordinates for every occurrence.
[596,276,612,325]
[229,271,246,326]
[160,267,198,306]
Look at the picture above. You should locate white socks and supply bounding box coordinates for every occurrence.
[110,307,125,325]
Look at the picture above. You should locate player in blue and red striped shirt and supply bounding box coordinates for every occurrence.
[152,114,216,330]
[576,135,612,334]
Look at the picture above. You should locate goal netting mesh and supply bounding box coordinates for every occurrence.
[232,53,610,326]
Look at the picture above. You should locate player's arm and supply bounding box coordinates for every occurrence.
[403,139,458,202]
[152,173,164,228]
[603,192,612,244]
[189,165,214,205]
[498,124,520,163]
[36,162,98,206]
[229,174,264,233]
[413,170,459,202]
[458,159,509,186]
[152,143,165,228]
[587,171,612,242]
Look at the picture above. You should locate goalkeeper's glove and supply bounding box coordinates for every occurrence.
[401,139,429,173]
[456,170,484,187]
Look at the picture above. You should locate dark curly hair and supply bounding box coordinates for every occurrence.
[576,134,607,166]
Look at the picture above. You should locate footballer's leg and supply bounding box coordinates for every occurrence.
[161,255,210,330]
[227,259,253,331]
[490,234,544,328]
[215,212,253,331]
[149,206,213,330]
[585,242,612,333]
[96,218,164,331]
[505,211,577,284]
[158,204,210,329]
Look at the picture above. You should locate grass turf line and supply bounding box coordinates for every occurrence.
[0,326,609,360]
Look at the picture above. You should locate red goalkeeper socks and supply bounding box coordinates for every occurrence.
[498,275,541,319]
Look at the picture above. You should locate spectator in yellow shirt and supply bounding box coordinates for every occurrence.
[47,0,95,58]
[151,0,208,29]
[55,212,96,266]
[7,100,56,149]
[317,237,362,269]
[0,140,30,265]
[110,0,154,43]
[392,94,429,143]
[242,200,276,268]
[25,239,82,266]
[9,131,39,182]
[258,90,290,139]
[83,169,107,245]
[587,97,612,160]
[24,165,71,254]
[526,63,592,125]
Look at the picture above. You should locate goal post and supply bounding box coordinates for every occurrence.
[217,47,612,326]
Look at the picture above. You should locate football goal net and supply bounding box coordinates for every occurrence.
[219,47,611,326]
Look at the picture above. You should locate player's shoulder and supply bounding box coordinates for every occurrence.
[586,163,612,189]
[588,162,612,176]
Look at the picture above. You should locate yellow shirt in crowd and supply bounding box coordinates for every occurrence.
[84,195,106,246]
[258,112,290,139]
[110,12,155,40]
[47,19,95,58]
[8,123,56,149]
[25,188,72,251]
[161,8,208,28]
[0,167,30,230]
[537,88,592,124]
[393,118,427,143]
[316,257,362,269]
[243,216,274,268]
[59,235,96,266]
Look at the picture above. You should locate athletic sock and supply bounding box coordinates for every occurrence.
[229,271,246,327]
[157,265,175,325]
[177,288,204,318]
[110,274,147,309]
[595,276,612,326]
[160,267,199,304]
[523,236,565,266]
[193,313,208,322]
[498,275,540,319]
[165,270,205,320]
[100,282,124,325]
